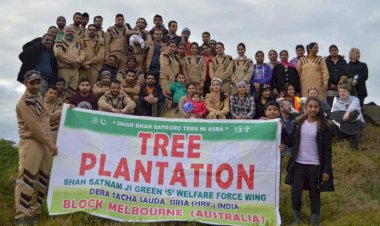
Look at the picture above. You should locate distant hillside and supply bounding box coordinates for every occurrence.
[1,123,379,225]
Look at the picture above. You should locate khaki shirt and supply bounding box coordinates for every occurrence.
[209,55,234,82]
[16,90,51,144]
[54,39,85,68]
[98,91,136,113]
[80,36,105,71]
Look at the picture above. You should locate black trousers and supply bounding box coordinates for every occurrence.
[358,96,365,109]
[291,162,321,215]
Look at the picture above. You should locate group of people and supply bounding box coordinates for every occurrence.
[16,11,369,226]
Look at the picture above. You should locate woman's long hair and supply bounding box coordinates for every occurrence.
[210,78,225,102]
[305,97,328,131]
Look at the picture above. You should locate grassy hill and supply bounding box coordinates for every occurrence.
[1,123,379,226]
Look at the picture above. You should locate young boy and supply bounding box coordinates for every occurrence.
[262,100,280,120]
[45,86,63,144]
[262,100,291,156]
[189,92,207,118]
[169,74,187,109]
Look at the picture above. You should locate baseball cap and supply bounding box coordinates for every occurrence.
[24,70,42,82]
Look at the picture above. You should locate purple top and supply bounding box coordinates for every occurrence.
[70,92,99,110]
[290,57,299,68]
[295,120,320,165]
[250,63,272,93]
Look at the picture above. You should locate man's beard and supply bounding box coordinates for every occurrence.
[80,90,89,95]
[65,34,74,41]
[147,81,155,86]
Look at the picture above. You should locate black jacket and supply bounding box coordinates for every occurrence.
[254,95,274,119]
[22,37,42,50]
[285,115,335,192]
[18,41,57,83]
[136,83,166,116]
[344,61,368,97]
[272,64,300,94]
[325,55,347,88]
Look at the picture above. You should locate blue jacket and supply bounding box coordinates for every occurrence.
[250,63,272,93]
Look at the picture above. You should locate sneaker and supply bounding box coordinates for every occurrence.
[290,210,301,226]
[311,214,320,226]
[14,217,31,226]
[30,214,40,226]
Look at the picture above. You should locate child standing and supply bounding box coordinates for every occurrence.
[169,73,187,109]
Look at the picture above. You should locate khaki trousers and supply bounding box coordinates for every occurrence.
[15,139,52,220]
[58,68,79,90]
[222,81,231,96]
[207,112,227,119]
[79,67,99,88]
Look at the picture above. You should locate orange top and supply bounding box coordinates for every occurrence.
[146,86,154,95]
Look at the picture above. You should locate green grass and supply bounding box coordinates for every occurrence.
[1,121,379,226]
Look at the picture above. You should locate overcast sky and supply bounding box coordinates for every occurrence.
[0,0,379,142]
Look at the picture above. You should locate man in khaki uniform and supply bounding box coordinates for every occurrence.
[15,70,58,226]
[105,14,139,69]
[45,86,63,144]
[130,18,151,70]
[145,29,166,79]
[71,12,85,42]
[93,15,105,44]
[54,26,85,90]
[55,77,75,104]
[79,24,105,87]
[116,68,140,102]
[98,80,136,114]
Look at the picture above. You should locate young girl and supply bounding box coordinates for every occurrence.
[285,97,334,226]
[189,92,207,118]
